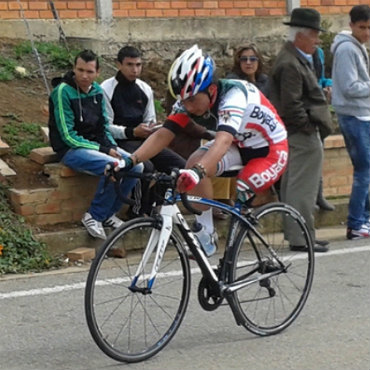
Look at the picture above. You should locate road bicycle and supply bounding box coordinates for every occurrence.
[85,169,314,363]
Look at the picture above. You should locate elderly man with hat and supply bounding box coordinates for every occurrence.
[269,8,333,252]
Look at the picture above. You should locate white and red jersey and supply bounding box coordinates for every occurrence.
[216,80,287,148]
[165,79,287,148]
[164,79,288,193]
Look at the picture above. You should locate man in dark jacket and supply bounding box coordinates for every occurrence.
[49,49,142,239]
[101,46,185,216]
[269,8,332,252]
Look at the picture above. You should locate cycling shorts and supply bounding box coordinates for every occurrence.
[201,139,288,193]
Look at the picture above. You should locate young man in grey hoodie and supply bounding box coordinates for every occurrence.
[331,4,370,240]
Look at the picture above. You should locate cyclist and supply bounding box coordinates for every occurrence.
[115,44,288,256]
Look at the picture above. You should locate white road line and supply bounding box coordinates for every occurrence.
[1,245,369,300]
[0,282,86,299]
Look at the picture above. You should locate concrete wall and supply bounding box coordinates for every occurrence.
[0,14,350,59]
[0,0,355,57]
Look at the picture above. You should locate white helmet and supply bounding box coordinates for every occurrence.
[168,44,215,100]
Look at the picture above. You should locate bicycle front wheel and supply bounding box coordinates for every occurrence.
[229,203,314,336]
[85,217,191,363]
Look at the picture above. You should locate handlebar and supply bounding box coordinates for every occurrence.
[104,164,202,215]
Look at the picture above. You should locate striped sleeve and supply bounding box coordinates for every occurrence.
[53,83,100,150]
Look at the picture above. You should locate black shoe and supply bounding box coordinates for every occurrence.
[213,207,228,220]
[290,243,329,253]
[315,239,329,246]
[316,198,335,211]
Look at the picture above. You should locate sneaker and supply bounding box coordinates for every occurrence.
[103,214,124,229]
[366,219,370,229]
[82,212,106,240]
[194,228,218,257]
[347,225,370,240]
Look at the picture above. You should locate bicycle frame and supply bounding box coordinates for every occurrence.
[85,170,315,363]
[129,188,287,303]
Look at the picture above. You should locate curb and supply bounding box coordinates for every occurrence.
[35,198,349,256]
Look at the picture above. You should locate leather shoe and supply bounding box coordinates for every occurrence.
[315,239,329,246]
[213,208,227,220]
[290,243,329,253]
[316,198,335,211]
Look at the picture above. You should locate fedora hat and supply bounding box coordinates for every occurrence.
[283,8,326,32]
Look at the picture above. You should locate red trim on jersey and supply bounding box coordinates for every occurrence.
[167,112,190,128]
[259,93,286,128]
[245,122,273,146]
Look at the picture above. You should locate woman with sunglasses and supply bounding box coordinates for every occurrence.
[227,43,270,97]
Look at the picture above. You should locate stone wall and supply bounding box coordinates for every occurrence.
[8,134,351,226]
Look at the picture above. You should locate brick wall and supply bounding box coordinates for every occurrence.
[322,135,352,198]
[9,163,99,225]
[8,134,352,226]
[0,0,362,20]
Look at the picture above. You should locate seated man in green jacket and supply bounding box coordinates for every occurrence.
[48,49,143,240]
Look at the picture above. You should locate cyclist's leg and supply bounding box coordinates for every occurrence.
[236,140,288,194]
[186,143,243,234]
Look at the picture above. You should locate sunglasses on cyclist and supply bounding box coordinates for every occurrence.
[240,56,259,63]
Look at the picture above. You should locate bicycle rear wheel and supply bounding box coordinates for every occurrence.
[229,203,314,336]
[85,217,191,363]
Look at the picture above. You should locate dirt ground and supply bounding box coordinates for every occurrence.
[0,79,50,189]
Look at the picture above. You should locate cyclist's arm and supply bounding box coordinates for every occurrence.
[131,126,175,164]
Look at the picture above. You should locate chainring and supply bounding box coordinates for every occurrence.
[197,274,224,311]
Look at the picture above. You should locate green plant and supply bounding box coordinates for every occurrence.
[154,99,164,115]
[2,121,48,157]
[14,41,79,69]
[154,99,167,121]
[0,55,17,81]
[0,184,59,274]
[319,19,336,77]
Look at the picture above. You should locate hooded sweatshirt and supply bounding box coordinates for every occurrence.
[48,71,117,160]
[330,31,370,117]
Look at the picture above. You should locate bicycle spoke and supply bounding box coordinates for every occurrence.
[85,218,190,363]
[229,203,314,336]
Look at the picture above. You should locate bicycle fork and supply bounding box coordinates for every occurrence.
[129,207,175,293]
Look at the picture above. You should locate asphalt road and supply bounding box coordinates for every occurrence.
[0,238,369,370]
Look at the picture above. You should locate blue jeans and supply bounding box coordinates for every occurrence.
[62,148,143,222]
[338,114,370,230]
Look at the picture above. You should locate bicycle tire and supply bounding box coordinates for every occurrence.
[85,217,191,363]
[228,202,314,336]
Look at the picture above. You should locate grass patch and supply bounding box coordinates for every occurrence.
[0,184,60,274]
[14,41,79,69]
[0,55,17,81]
[2,120,48,157]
